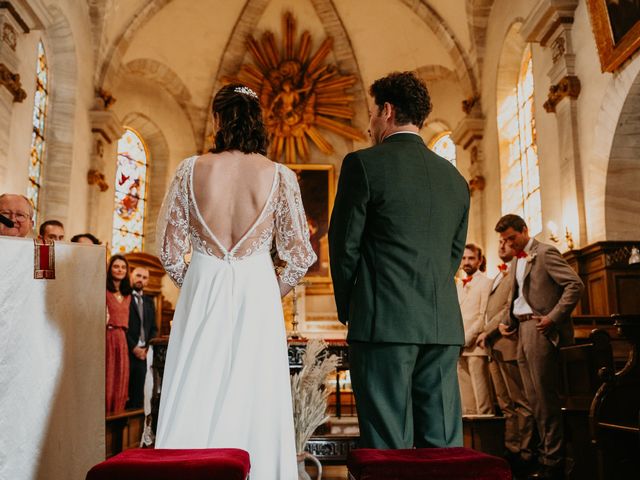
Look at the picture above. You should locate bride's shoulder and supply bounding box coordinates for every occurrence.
[174,154,199,176]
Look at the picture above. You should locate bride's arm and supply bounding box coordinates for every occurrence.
[157,158,193,287]
[274,167,317,297]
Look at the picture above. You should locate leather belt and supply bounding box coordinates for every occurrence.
[517,314,534,322]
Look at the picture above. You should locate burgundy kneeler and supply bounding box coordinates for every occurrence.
[86,448,250,480]
[347,447,511,480]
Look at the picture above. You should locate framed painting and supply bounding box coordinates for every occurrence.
[285,163,335,294]
[587,0,640,72]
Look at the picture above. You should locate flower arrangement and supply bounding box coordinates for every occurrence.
[290,339,339,454]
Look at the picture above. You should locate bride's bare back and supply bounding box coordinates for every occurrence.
[191,151,276,252]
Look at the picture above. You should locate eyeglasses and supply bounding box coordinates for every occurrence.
[0,210,31,223]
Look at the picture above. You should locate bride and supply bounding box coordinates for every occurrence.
[155,83,316,479]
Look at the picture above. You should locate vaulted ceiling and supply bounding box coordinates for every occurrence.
[88,0,494,149]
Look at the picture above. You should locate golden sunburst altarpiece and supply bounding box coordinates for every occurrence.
[230,12,365,163]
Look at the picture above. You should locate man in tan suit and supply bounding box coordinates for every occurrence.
[496,215,584,480]
[457,243,494,415]
[477,238,534,473]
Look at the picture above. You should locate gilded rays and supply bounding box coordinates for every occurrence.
[232,12,365,163]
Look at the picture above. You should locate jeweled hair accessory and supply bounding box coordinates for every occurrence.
[234,86,258,99]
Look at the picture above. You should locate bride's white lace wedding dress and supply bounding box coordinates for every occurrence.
[155,155,316,480]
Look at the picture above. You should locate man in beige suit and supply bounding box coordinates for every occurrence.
[457,243,494,415]
[496,215,584,480]
[477,238,534,473]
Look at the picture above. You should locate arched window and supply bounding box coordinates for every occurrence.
[429,132,456,166]
[27,40,48,224]
[497,44,542,235]
[111,128,149,254]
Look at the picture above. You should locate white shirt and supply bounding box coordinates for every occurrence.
[513,238,534,316]
[384,130,421,140]
[132,291,146,347]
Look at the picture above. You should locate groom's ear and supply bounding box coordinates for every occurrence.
[382,102,394,122]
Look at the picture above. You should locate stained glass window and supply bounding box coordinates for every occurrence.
[111,128,149,254]
[429,132,456,166]
[28,41,48,225]
[497,45,541,235]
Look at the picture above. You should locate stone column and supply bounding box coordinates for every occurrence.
[522,0,586,248]
[452,99,486,246]
[0,5,27,188]
[88,90,123,243]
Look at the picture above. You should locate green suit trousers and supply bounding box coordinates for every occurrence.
[349,342,463,449]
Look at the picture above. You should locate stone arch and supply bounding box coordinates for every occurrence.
[399,0,479,98]
[96,0,173,89]
[604,65,640,240]
[124,58,202,143]
[466,0,495,85]
[39,6,77,226]
[121,112,170,255]
[586,55,640,241]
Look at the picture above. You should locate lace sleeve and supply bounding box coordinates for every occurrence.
[275,166,317,295]
[156,157,195,287]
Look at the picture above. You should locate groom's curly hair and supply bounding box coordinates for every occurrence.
[210,83,269,155]
[369,71,432,128]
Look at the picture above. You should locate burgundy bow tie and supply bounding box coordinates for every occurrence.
[515,250,528,259]
[462,276,473,286]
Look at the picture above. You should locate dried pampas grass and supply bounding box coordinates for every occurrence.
[290,339,338,454]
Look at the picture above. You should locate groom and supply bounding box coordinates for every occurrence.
[329,71,470,449]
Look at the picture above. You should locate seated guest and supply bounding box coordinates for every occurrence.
[457,243,494,415]
[71,233,101,244]
[0,193,33,237]
[126,266,157,409]
[106,255,132,415]
[38,220,65,243]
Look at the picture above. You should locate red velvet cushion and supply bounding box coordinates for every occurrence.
[347,447,511,480]
[86,448,250,480]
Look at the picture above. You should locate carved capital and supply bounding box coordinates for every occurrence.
[0,62,25,102]
[462,96,480,115]
[451,116,484,150]
[469,175,486,195]
[543,75,581,113]
[95,88,116,109]
[90,109,124,143]
[2,22,16,50]
[87,169,109,192]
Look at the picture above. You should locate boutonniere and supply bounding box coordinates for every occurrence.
[526,253,537,263]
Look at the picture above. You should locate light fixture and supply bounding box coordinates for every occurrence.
[565,227,575,250]
[547,221,559,243]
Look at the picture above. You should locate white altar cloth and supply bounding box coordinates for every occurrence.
[0,237,106,480]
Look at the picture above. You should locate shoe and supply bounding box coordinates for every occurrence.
[527,464,564,480]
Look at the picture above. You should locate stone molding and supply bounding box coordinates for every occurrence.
[522,0,579,84]
[520,0,578,46]
[0,61,25,102]
[543,75,581,113]
[90,108,124,144]
[451,116,484,150]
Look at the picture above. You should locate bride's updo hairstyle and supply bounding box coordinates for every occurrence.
[210,83,268,155]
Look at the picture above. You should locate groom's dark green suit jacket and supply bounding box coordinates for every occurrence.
[329,133,469,345]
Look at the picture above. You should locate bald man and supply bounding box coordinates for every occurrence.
[0,194,34,238]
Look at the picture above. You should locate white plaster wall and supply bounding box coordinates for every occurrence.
[334,0,455,88]
[122,0,245,116]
